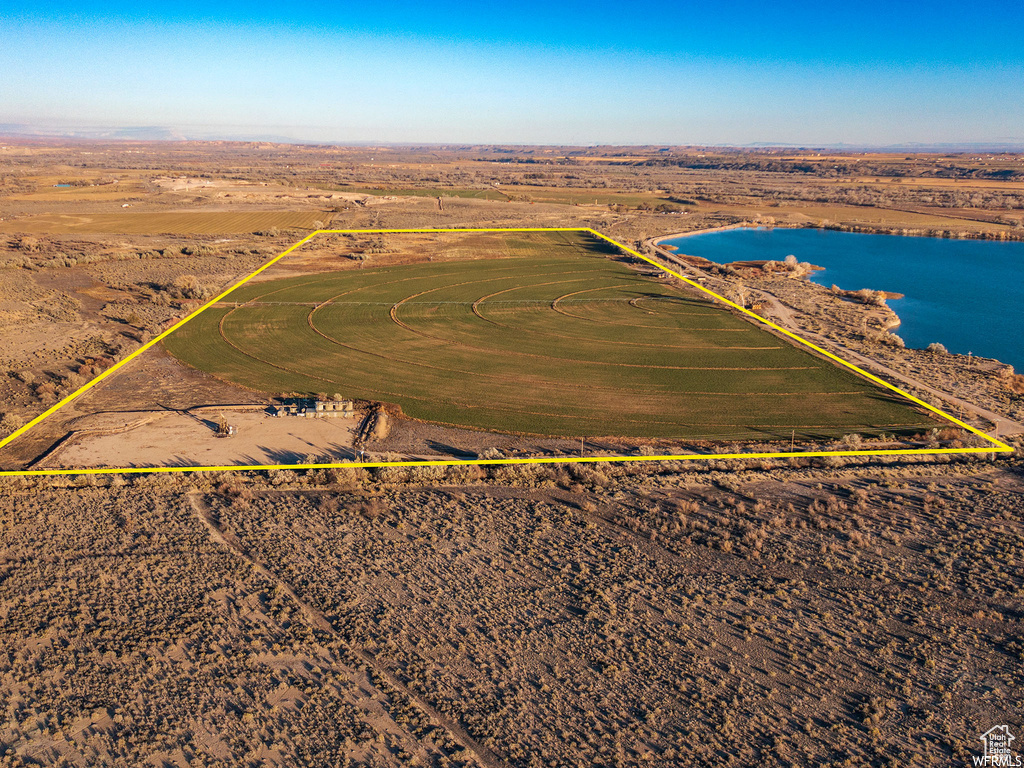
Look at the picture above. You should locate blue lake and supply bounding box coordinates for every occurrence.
[662,227,1024,372]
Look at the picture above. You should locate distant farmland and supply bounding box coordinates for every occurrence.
[0,210,328,235]
[325,184,672,207]
[327,186,508,201]
[163,231,937,440]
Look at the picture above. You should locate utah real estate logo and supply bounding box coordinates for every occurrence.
[975,726,1021,767]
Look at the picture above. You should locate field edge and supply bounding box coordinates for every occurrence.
[0,227,1010,476]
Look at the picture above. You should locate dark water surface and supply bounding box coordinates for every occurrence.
[662,227,1024,371]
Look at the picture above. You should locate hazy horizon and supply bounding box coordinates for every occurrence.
[4,122,1024,153]
[3,0,1022,147]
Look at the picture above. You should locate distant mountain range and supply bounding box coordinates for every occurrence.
[726,141,1024,153]
[1,124,1022,152]
[0,124,188,141]
[0,123,313,144]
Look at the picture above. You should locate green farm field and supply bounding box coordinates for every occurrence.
[162,231,938,440]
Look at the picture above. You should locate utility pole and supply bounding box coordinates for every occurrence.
[580,437,584,458]
[790,430,795,452]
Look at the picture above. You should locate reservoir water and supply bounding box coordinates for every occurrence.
[662,227,1024,372]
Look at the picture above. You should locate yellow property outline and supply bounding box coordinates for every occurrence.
[0,227,1012,476]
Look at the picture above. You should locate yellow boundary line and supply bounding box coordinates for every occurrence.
[0,227,1011,477]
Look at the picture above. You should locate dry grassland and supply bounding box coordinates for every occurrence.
[707,202,1017,235]
[0,210,329,235]
[0,457,1019,766]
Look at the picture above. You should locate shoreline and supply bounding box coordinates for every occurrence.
[652,223,751,248]
[650,224,1021,367]
[653,221,1024,248]
[641,228,1023,440]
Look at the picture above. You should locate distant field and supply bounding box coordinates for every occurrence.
[0,210,328,235]
[163,231,936,440]
[329,184,670,207]
[505,186,671,207]
[713,202,1015,232]
[9,182,149,202]
[329,185,508,201]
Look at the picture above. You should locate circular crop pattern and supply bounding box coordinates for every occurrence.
[164,233,933,439]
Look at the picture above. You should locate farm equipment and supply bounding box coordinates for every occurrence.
[215,415,236,438]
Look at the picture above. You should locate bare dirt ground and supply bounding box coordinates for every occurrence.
[250,231,518,283]
[44,408,359,469]
[0,346,284,470]
[0,456,1020,766]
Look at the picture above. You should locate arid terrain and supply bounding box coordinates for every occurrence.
[0,140,1021,766]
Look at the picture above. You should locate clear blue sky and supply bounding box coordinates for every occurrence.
[2,0,1022,145]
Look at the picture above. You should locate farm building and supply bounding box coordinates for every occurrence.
[274,399,355,418]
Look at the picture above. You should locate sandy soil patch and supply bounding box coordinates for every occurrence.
[47,408,359,469]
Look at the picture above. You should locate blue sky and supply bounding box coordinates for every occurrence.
[2,1,1022,145]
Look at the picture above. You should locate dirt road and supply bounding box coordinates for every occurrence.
[188,492,505,768]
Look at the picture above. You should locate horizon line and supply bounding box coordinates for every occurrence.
[3,130,1024,154]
